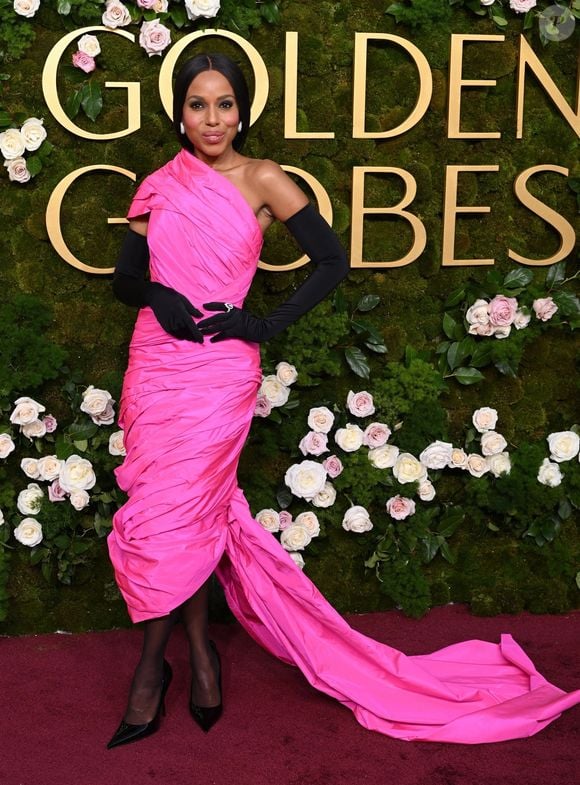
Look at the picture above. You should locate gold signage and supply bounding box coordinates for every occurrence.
[284,32,334,139]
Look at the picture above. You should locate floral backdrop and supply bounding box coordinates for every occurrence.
[0,0,578,633]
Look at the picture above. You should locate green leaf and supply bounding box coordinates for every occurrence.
[487,522,500,532]
[73,439,88,452]
[80,81,103,123]
[442,312,464,341]
[447,337,472,371]
[423,535,440,563]
[503,268,534,289]
[437,507,463,537]
[558,499,572,520]
[344,347,370,379]
[64,87,83,120]
[276,487,293,509]
[30,547,49,566]
[357,294,381,312]
[365,341,388,354]
[451,367,485,385]
[41,561,53,583]
[553,291,580,318]
[66,421,98,441]
[470,341,493,368]
[26,156,42,177]
[435,340,451,355]
[576,571,580,590]
[439,539,455,564]
[523,9,535,30]
[333,287,347,314]
[385,2,405,23]
[0,111,11,127]
[545,261,566,287]
[53,534,71,549]
[444,287,466,308]
[494,359,518,378]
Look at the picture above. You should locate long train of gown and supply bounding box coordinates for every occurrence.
[108,149,579,744]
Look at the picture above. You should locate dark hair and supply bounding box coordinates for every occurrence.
[173,53,251,153]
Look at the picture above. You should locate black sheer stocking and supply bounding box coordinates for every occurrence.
[180,576,221,707]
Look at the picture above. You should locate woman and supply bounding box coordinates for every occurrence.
[107,53,578,749]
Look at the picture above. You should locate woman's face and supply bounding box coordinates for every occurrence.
[181,69,240,159]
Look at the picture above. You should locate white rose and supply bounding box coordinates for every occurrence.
[37,455,63,482]
[465,299,490,326]
[20,457,40,479]
[335,423,364,452]
[80,385,113,417]
[448,447,468,469]
[280,523,312,552]
[346,390,375,418]
[537,458,563,487]
[139,20,171,57]
[468,321,495,337]
[255,508,280,532]
[480,431,508,457]
[493,324,511,340]
[21,419,47,441]
[298,431,329,457]
[418,480,436,501]
[307,406,334,434]
[288,551,305,569]
[513,307,531,330]
[4,157,31,183]
[70,489,90,511]
[77,34,101,58]
[480,0,496,5]
[368,444,399,469]
[342,505,373,533]
[10,396,45,425]
[547,431,580,463]
[312,481,336,509]
[466,454,489,478]
[17,483,44,515]
[294,511,320,537]
[184,0,221,21]
[259,375,290,407]
[275,361,298,386]
[419,440,453,470]
[13,0,40,17]
[285,460,327,501]
[488,452,511,477]
[91,401,115,426]
[393,452,427,484]
[59,454,96,492]
[152,0,168,9]
[14,518,43,547]
[0,128,25,160]
[20,117,47,152]
[472,407,498,433]
[108,430,126,457]
[0,433,15,459]
[102,0,132,28]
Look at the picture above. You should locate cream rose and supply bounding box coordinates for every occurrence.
[472,407,498,433]
[14,518,43,547]
[108,430,126,457]
[547,431,579,463]
[275,361,298,386]
[362,422,391,448]
[537,458,563,487]
[312,481,336,509]
[393,452,427,484]
[346,390,375,418]
[139,20,172,57]
[288,551,305,569]
[21,419,47,441]
[17,483,44,515]
[480,431,508,457]
[294,511,320,537]
[513,307,531,330]
[70,489,90,511]
[322,454,343,478]
[465,298,490,327]
[184,0,221,21]
[0,128,25,161]
[419,440,453,470]
[77,34,101,58]
[0,433,15,459]
[533,297,558,322]
[10,396,45,425]
[448,447,468,469]
[468,321,495,337]
[4,157,31,183]
[342,505,373,533]
[493,324,511,340]
[307,406,334,434]
[80,386,113,417]
[299,431,329,457]
[20,117,47,152]
[285,460,327,501]
[334,423,364,452]
[13,0,40,17]
[386,495,416,521]
[368,444,399,469]
[466,454,489,478]
[259,375,290,407]
[280,523,312,552]
[488,452,511,477]
[510,0,537,13]
[102,0,132,28]
[418,480,436,501]
[255,508,280,532]
[37,455,63,482]
[20,457,40,479]
[59,455,96,492]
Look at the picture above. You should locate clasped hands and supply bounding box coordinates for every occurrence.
[147,282,268,343]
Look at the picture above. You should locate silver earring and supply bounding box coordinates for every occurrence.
[237,121,242,133]
[180,121,185,134]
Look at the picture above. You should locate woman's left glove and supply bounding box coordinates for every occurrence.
[197,303,271,343]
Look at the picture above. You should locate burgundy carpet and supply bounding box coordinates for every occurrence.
[1,605,578,785]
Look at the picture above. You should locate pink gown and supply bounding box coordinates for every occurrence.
[107,148,579,744]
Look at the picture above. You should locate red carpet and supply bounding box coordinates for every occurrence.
[0,605,578,785]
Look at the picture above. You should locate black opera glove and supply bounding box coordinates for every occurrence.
[197,203,349,344]
[112,228,204,343]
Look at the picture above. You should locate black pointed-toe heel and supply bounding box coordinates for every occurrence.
[107,659,173,749]
[190,640,223,733]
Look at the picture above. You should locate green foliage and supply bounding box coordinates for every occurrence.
[373,356,447,424]
[386,0,453,28]
[0,0,36,62]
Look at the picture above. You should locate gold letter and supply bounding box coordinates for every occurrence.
[352,33,432,139]
[259,166,333,272]
[284,32,334,139]
[516,36,580,139]
[350,166,426,268]
[42,26,140,140]
[46,165,136,275]
[510,165,576,265]
[159,29,269,126]
[442,165,499,266]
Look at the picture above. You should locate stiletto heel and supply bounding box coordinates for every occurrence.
[190,640,223,732]
[107,659,173,749]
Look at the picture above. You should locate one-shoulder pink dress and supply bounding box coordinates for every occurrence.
[108,149,579,744]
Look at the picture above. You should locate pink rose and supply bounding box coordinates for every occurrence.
[509,0,536,13]
[299,431,329,457]
[488,295,517,327]
[48,479,67,503]
[139,20,171,57]
[278,511,293,530]
[136,0,157,7]
[254,394,272,418]
[72,51,96,74]
[362,422,391,448]
[42,414,57,433]
[322,454,343,478]
[533,297,558,322]
[386,495,416,521]
[347,390,375,418]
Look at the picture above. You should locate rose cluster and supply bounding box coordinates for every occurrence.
[466,294,558,339]
[537,430,579,487]
[254,508,321,568]
[72,34,101,74]
[9,396,57,441]
[254,362,298,417]
[80,386,116,425]
[0,117,47,184]
[479,1,537,11]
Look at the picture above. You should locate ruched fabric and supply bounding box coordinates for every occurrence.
[108,149,578,743]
